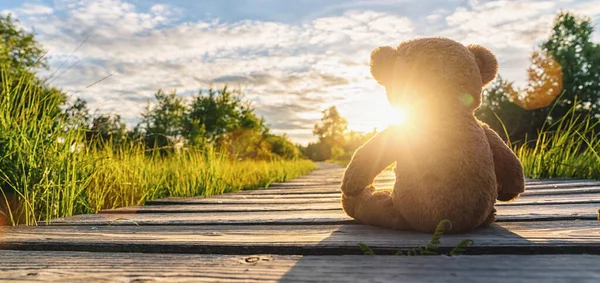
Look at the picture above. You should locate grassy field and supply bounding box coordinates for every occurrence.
[0,68,314,226]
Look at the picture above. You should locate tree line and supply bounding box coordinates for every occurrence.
[0,13,301,161]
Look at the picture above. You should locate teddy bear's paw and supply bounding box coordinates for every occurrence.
[497,192,521,202]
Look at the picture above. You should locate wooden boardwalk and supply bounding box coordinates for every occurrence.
[1,162,600,282]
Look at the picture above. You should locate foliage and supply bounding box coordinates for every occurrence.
[184,87,266,145]
[0,26,312,226]
[516,103,600,180]
[266,134,302,160]
[303,106,374,163]
[0,67,85,225]
[313,106,348,147]
[358,243,375,255]
[477,11,600,143]
[542,12,600,117]
[0,69,314,225]
[0,14,48,72]
[63,98,129,148]
[302,142,332,161]
[358,220,474,256]
[138,90,186,149]
[217,128,273,160]
[476,76,543,142]
[134,87,293,160]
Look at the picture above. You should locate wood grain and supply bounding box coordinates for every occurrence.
[147,187,600,206]
[1,251,599,283]
[52,202,600,226]
[1,221,599,255]
[107,193,600,215]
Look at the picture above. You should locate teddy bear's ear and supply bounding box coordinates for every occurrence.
[370,46,397,86]
[467,44,498,87]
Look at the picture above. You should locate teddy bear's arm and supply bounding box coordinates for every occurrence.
[341,127,399,197]
[340,128,408,229]
[480,123,525,201]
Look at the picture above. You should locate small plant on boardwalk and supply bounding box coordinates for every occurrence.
[358,220,474,256]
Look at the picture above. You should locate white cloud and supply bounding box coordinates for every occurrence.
[8,1,415,143]
[7,0,600,143]
[440,0,600,86]
[14,3,54,15]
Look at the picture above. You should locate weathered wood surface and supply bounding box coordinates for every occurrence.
[52,202,599,226]
[2,251,600,283]
[1,162,600,282]
[2,221,600,255]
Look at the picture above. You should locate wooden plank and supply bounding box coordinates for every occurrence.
[179,191,600,202]
[216,193,341,199]
[212,185,600,198]
[2,221,599,255]
[1,251,599,283]
[106,194,600,214]
[265,182,600,192]
[147,187,600,205]
[102,203,343,214]
[56,202,600,225]
[148,197,341,205]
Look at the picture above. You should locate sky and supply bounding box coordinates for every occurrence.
[2,0,600,144]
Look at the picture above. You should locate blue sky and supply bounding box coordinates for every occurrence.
[2,0,600,143]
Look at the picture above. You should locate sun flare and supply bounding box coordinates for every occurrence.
[387,107,409,126]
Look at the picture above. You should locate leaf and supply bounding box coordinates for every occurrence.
[449,239,474,256]
[427,219,451,250]
[358,242,375,255]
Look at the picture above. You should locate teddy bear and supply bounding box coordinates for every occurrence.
[340,37,525,233]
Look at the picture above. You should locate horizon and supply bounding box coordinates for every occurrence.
[2,0,600,145]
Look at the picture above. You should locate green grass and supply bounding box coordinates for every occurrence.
[514,106,600,180]
[84,145,314,213]
[0,65,314,226]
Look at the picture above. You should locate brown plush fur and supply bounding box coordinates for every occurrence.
[341,38,525,233]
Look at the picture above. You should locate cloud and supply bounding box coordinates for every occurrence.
[7,0,600,144]
[438,0,600,86]
[5,1,417,143]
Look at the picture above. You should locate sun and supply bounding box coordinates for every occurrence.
[387,107,409,126]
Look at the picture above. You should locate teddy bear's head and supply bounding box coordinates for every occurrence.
[370,37,498,114]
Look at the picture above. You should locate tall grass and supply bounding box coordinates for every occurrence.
[514,105,600,180]
[0,66,314,226]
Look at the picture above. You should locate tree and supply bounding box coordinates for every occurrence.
[313,106,348,147]
[217,128,272,160]
[138,90,186,149]
[266,134,301,160]
[477,11,600,143]
[302,106,353,161]
[541,12,600,117]
[0,14,64,120]
[476,76,543,142]
[184,87,266,146]
[0,14,48,72]
[63,98,129,147]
